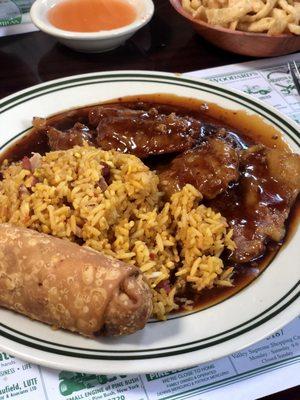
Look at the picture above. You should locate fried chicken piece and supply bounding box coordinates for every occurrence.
[159,137,240,199]
[210,145,300,263]
[89,106,200,158]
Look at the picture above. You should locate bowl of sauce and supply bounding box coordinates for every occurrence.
[30,0,154,52]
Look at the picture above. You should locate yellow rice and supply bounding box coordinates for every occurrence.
[0,145,235,319]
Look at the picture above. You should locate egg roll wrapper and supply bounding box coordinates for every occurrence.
[0,224,152,337]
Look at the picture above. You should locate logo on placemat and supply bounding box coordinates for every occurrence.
[58,371,127,396]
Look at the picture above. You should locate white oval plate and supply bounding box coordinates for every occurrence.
[0,71,299,375]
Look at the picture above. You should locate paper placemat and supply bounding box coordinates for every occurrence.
[187,53,300,123]
[0,0,37,37]
[1,53,300,400]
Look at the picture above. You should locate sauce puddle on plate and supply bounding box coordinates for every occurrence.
[48,0,137,32]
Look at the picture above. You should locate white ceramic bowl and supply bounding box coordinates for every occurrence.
[30,0,154,53]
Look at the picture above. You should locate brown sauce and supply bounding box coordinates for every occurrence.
[1,94,289,163]
[1,94,299,314]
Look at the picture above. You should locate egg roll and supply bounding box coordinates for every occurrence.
[0,224,152,337]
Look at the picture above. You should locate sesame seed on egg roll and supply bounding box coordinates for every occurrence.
[0,224,152,337]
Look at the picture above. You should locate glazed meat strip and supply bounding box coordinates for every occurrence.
[33,118,94,151]
[198,123,249,150]
[88,105,201,158]
[47,122,92,150]
[159,137,240,199]
[48,123,93,150]
[209,145,300,263]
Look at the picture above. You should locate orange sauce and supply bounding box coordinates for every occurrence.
[48,0,137,32]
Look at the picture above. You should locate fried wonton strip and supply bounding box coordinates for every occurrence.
[229,20,239,30]
[252,0,265,13]
[206,0,223,8]
[241,0,277,22]
[193,5,207,20]
[290,2,300,24]
[268,8,288,34]
[238,17,274,32]
[250,17,275,32]
[182,0,195,13]
[277,1,300,26]
[206,0,252,26]
[182,0,300,36]
[191,0,202,10]
[278,0,297,18]
[228,0,241,6]
[288,22,300,34]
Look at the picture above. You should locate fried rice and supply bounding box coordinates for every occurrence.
[0,145,235,319]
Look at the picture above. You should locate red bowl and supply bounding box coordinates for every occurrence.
[169,0,300,57]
